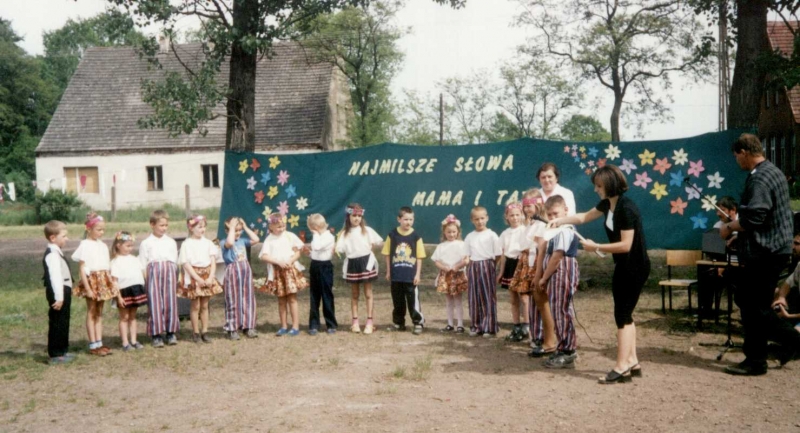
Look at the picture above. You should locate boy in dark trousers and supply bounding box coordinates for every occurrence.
[43,220,74,364]
[383,207,426,334]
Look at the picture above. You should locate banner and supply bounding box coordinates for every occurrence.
[219,130,750,249]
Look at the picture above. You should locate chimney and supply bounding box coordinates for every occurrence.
[158,34,170,54]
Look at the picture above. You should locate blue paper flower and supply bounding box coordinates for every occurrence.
[260,171,271,185]
[669,170,684,187]
[690,212,708,230]
[588,147,599,158]
[285,184,297,198]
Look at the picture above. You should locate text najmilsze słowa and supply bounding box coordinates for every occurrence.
[347,154,517,207]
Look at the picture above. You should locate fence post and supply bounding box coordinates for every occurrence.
[111,186,116,222]
[185,184,191,217]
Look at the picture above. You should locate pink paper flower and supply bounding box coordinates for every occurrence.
[633,171,652,189]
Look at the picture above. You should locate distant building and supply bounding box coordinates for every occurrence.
[35,41,352,210]
[758,20,799,176]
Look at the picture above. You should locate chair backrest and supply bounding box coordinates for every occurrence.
[665,250,702,267]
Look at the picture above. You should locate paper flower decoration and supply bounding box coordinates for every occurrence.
[620,158,637,174]
[254,190,265,204]
[581,152,588,159]
[296,197,309,210]
[572,151,578,158]
[572,144,578,151]
[638,149,656,166]
[579,146,586,153]
[686,184,702,200]
[278,201,289,216]
[670,197,688,215]
[250,158,261,171]
[277,170,290,186]
[563,146,570,153]
[260,171,271,185]
[690,212,708,230]
[246,176,257,190]
[669,170,684,187]
[605,144,621,161]
[267,185,279,199]
[580,162,586,169]
[634,171,652,189]
[688,160,705,178]
[650,182,668,200]
[701,195,718,212]
[269,156,281,169]
[707,172,725,189]
[262,206,273,219]
[672,148,688,166]
[574,156,581,162]
[653,157,672,175]
[285,184,297,198]
[597,158,607,168]
[288,215,300,228]
[238,159,249,174]
[588,147,599,158]
[588,160,595,167]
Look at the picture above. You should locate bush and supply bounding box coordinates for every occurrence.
[34,190,84,224]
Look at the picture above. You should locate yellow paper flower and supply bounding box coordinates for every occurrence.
[262,206,273,219]
[269,156,281,169]
[288,214,300,228]
[267,185,279,199]
[238,159,249,174]
[638,149,655,166]
[650,181,668,200]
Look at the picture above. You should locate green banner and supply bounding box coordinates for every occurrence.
[219,130,750,249]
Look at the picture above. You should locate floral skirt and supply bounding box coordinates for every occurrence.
[509,250,535,294]
[178,265,223,299]
[75,270,120,301]
[435,269,468,296]
[260,266,309,297]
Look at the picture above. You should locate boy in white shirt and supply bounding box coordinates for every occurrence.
[464,206,502,337]
[43,220,74,364]
[306,214,338,334]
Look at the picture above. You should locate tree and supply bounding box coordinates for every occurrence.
[559,114,612,142]
[42,9,146,102]
[391,90,454,145]
[108,0,465,152]
[517,0,714,141]
[496,55,580,139]
[0,19,58,195]
[438,71,495,144]
[302,1,405,147]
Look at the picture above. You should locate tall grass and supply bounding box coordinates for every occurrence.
[0,202,220,226]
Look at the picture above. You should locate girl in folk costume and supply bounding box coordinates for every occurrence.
[110,231,147,351]
[139,209,179,347]
[72,212,122,355]
[498,201,530,342]
[259,213,309,336]
[178,214,223,343]
[512,189,549,349]
[221,216,260,340]
[431,214,469,333]
[335,203,383,334]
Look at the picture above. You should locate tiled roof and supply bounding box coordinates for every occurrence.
[767,20,800,123]
[37,41,334,154]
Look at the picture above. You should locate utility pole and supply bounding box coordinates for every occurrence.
[718,1,730,131]
[439,93,444,146]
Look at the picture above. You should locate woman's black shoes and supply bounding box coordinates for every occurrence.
[599,368,632,384]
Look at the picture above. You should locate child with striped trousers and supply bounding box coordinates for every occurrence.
[464,206,502,337]
[221,216,260,340]
[139,210,179,347]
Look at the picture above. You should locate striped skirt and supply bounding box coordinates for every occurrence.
[510,250,535,294]
[178,265,223,299]
[543,253,579,352]
[145,261,179,337]
[467,259,498,334]
[119,284,148,308]
[75,270,120,301]
[343,254,378,283]
[435,269,468,295]
[260,266,309,297]
[223,261,257,331]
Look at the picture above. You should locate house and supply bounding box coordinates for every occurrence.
[758,20,799,176]
[35,40,352,211]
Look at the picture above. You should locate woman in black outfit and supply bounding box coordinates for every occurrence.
[549,165,650,384]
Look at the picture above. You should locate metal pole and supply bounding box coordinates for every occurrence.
[111,186,116,222]
[439,93,444,146]
[185,184,191,217]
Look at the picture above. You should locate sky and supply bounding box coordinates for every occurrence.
[1,0,720,141]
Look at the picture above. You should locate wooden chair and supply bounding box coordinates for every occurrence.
[659,250,702,313]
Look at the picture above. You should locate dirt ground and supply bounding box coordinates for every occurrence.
[1,237,799,433]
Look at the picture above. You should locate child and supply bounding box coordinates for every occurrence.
[221,216,260,340]
[537,196,580,368]
[464,206,502,337]
[259,213,309,336]
[335,203,383,334]
[43,220,74,364]
[139,210,179,347]
[110,231,147,351]
[382,206,427,335]
[178,215,223,343]
[72,212,122,356]
[306,213,337,335]
[431,214,469,333]
[498,201,529,342]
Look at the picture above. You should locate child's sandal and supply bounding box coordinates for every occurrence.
[363,317,374,335]
[351,318,361,333]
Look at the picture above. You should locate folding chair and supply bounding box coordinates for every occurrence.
[659,250,702,313]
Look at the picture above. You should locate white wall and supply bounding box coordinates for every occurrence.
[36,148,322,211]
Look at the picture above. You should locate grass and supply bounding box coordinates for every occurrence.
[0,220,220,240]
[0,202,220,228]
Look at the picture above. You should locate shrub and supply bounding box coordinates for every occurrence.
[34,190,84,224]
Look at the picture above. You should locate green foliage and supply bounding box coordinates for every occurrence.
[485,112,524,142]
[302,1,405,147]
[560,114,612,142]
[392,90,452,145]
[33,190,83,224]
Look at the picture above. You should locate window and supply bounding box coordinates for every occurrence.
[202,164,219,188]
[147,166,163,191]
[64,167,99,193]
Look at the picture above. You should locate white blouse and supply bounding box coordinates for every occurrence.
[110,255,145,288]
[178,237,217,268]
[464,229,502,261]
[310,231,335,261]
[524,220,547,266]
[260,231,305,280]
[139,234,178,266]
[499,226,527,259]
[71,239,111,275]
[542,184,577,216]
[335,226,382,259]
[431,240,468,270]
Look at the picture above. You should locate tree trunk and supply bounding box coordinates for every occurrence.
[728,0,769,129]
[226,0,259,152]
[610,94,622,142]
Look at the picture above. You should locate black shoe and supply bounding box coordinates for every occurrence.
[630,363,642,378]
[192,333,201,344]
[441,325,455,332]
[455,326,465,334]
[599,368,632,384]
[544,351,577,369]
[504,327,520,342]
[229,331,240,341]
[724,360,767,376]
[528,345,557,358]
[201,333,212,344]
[165,333,178,345]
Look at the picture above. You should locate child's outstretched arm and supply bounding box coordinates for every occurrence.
[224,219,237,248]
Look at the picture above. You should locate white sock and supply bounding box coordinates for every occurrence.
[455,294,464,327]
[446,296,454,326]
